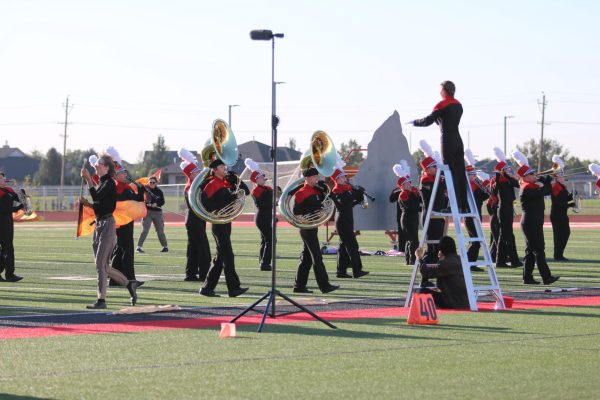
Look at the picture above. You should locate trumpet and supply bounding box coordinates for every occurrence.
[473,176,492,196]
[351,184,375,209]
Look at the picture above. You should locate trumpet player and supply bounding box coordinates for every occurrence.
[136,176,169,253]
[245,158,274,272]
[292,167,339,294]
[550,172,575,261]
[513,151,559,285]
[330,163,369,279]
[0,171,24,282]
[199,158,250,297]
[464,150,490,269]
[392,164,421,266]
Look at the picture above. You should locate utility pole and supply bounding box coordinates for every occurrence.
[59,97,73,210]
[228,104,239,128]
[503,115,514,155]
[537,93,548,172]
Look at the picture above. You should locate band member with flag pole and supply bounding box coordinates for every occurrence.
[393,162,421,266]
[79,154,140,308]
[0,171,24,282]
[329,155,369,279]
[418,140,447,264]
[292,166,339,294]
[179,148,212,282]
[492,147,523,268]
[105,146,146,285]
[410,80,469,213]
[199,157,250,297]
[512,150,559,285]
[245,158,274,272]
[464,149,489,270]
[550,155,575,261]
[136,170,168,253]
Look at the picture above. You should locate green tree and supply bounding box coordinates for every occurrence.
[35,147,62,185]
[339,139,364,166]
[516,138,568,172]
[136,135,171,176]
[64,148,97,185]
[287,137,297,151]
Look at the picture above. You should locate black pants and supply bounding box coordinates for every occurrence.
[465,217,481,262]
[256,217,272,267]
[396,213,407,252]
[424,219,445,263]
[402,214,419,265]
[296,228,331,290]
[489,210,500,261]
[550,212,570,259]
[0,216,16,277]
[203,223,242,294]
[442,135,468,210]
[496,207,520,264]
[110,221,136,282]
[336,222,363,276]
[185,219,211,280]
[521,218,552,281]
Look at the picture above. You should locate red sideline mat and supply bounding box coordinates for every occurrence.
[2,296,600,340]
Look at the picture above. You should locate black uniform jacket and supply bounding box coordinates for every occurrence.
[252,185,273,223]
[293,183,326,216]
[550,182,574,215]
[420,173,447,213]
[89,175,117,218]
[493,173,518,210]
[145,186,165,211]
[420,254,470,309]
[201,175,250,213]
[331,183,363,229]
[520,177,551,224]
[0,186,23,216]
[412,97,463,138]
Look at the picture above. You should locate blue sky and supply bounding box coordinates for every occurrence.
[1,0,599,164]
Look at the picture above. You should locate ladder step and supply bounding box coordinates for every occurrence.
[464,237,485,243]
[424,239,440,244]
[473,285,501,292]
[469,261,493,267]
[430,211,479,218]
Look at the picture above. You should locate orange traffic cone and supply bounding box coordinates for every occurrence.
[407,293,439,325]
[219,323,237,338]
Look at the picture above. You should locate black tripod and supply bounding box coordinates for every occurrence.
[229,30,336,332]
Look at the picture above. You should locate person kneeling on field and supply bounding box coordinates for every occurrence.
[415,236,469,309]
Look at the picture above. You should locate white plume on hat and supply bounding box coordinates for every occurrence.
[393,163,407,178]
[418,139,434,157]
[244,158,261,173]
[552,154,565,170]
[334,153,346,170]
[105,146,122,165]
[178,148,198,165]
[400,159,411,176]
[433,151,443,165]
[588,163,600,177]
[464,149,476,166]
[494,147,506,162]
[476,171,490,182]
[512,150,529,167]
[88,155,98,167]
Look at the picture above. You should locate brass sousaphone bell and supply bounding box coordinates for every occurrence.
[279,130,337,229]
[188,119,246,224]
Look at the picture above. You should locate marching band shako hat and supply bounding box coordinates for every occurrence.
[330,168,346,182]
[180,161,201,178]
[493,147,509,173]
[494,161,508,173]
[419,156,436,170]
[396,176,409,187]
[106,146,125,173]
[464,149,477,175]
[516,165,534,178]
[244,158,265,183]
[465,165,476,174]
[250,171,262,183]
[418,140,438,170]
[393,163,410,188]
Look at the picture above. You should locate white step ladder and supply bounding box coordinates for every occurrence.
[404,164,506,311]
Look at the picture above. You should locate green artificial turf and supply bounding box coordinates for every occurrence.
[1,223,599,399]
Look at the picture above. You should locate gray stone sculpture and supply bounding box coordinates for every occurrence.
[352,111,418,231]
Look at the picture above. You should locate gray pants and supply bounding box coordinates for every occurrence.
[137,209,168,248]
[93,216,128,299]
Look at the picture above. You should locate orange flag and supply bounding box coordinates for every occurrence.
[76,201,147,238]
[136,169,162,187]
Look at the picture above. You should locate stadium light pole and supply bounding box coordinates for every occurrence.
[503,115,514,155]
[229,29,335,332]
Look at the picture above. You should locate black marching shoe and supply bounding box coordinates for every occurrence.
[86,299,107,309]
[127,280,140,306]
[321,284,340,294]
[336,272,352,278]
[293,287,313,294]
[184,276,201,281]
[161,247,169,253]
[229,287,249,297]
[523,278,541,285]
[354,271,370,278]
[471,266,484,272]
[510,261,524,267]
[260,264,272,271]
[199,288,220,297]
[136,247,144,253]
[495,263,510,268]
[554,256,568,262]
[543,276,560,285]
[5,275,23,282]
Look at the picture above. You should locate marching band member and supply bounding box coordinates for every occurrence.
[0,171,24,282]
[245,158,274,272]
[492,147,523,268]
[389,179,406,254]
[106,146,145,284]
[292,166,339,294]
[179,148,212,282]
[79,154,140,308]
[464,150,489,269]
[329,156,369,279]
[550,155,575,261]
[410,81,469,213]
[419,140,447,264]
[486,179,500,262]
[589,164,600,199]
[512,151,559,285]
[136,175,168,253]
[199,158,250,297]
[393,163,422,266]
